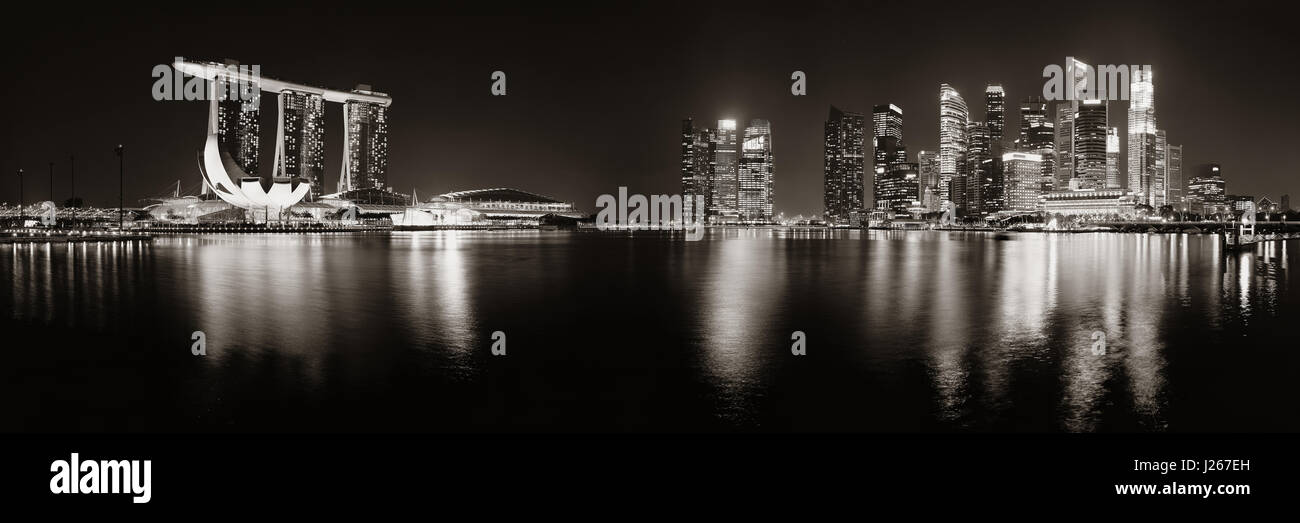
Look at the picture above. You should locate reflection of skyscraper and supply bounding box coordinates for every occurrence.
[823,106,865,223]
[710,119,739,220]
[738,119,774,222]
[1165,143,1184,210]
[1106,127,1121,190]
[680,118,712,220]
[277,90,326,200]
[339,86,390,193]
[938,84,968,211]
[1128,68,1157,202]
[1073,99,1108,190]
[873,104,906,211]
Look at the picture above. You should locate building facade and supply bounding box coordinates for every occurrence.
[738,119,774,222]
[938,84,968,211]
[823,106,866,223]
[1004,152,1044,212]
[339,88,391,193]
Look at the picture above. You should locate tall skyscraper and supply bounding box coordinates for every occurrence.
[872,104,906,212]
[710,119,739,220]
[938,84,969,211]
[1127,67,1158,204]
[1106,127,1121,190]
[1165,143,1183,210]
[338,87,390,193]
[823,106,866,223]
[1282,194,1291,212]
[738,119,774,222]
[276,90,326,200]
[1187,163,1225,215]
[966,121,990,215]
[1053,101,1075,191]
[1004,152,1043,212]
[680,118,713,220]
[216,74,260,177]
[985,85,1005,144]
[1073,99,1108,190]
[918,150,940,212]
[1153,129,1168,207]
[1017,96,1052,151]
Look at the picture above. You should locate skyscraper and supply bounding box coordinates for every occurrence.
[878,162,920,216]
[1153,129,1168,207]
[985,85,1005,144]
[680,118,712,220]
[710,119,739,220]
[872,104,906,212]
[918,150,940,212]
[215,73,260,177]
[1017,96,1052,151]
[938,84,968,211]
[1187,163,1225,216]
[1053,101,1075,191]
[823,106,866,223]
[1128,67,1158,203]
[1004,152,1043,212]
[1166,144,1183,210]
[338,87,390,193]
[966,121,990,215]
[738,119,774,222]
[1106,127,1121,190]
[276,90,326,200]
[1073,99,1108,190]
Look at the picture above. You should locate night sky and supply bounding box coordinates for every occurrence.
[3,1,1296,214]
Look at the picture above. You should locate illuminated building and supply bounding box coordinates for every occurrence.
[1106,128,1121,189]
[1128,67,1158,203]
[680,118,712,221]
[276,90,326,201]
[938,84,968,211]
[823,106,865,224]
[711,119,739,221]
[1042,189,1138,218]
[1053,101,1075,191]
[966,121,990,215]
[339,87,391,193]
[1017,96,1053,151]
[877,162,919,216]
[872,104,906,212]
[985,85,1005,143]
[738,119,774,222]
[390,188,582,227]
[918,150,940,212]
[1165,143,1183,210]
[1073,99,1108,189]
[1187,163,1226,215]
[1003,152,1043,212]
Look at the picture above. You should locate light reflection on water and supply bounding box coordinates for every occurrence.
[1,232,1296,432]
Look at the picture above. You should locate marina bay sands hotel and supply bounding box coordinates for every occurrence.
[173,58,392,213]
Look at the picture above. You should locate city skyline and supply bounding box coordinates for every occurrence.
[2,4,1297,216]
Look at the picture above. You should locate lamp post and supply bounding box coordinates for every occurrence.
[115,145,124,230]
[16,168,23,228]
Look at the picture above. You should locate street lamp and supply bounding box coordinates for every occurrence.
[16,168,24,228]
[115,145,124,230]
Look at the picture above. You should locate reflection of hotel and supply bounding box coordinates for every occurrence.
[390,188,583,227]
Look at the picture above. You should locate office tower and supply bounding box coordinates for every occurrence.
[1153,129,1167,207]
[918,150,941,212]
[986,85,1005,144]
[216,74,260,176]
[1106,128,1121,190]
[966,121,990,215]
[1187,163,1225,215]
[738,119,774,222]
[710,119,739,220]
[877,162,920,216]
[1128,67,1158,202]
[1072,99,1108,190]
[873,104,906,211]
[276,90,326,200]
[938,84,969,211]
[1017,96,1052,151]
[338,88,390,193]
[1283,194,1292,212]
[823,106,866,223]
[1053,101,1075,191]
[1034,147,1057,195]
[680,118,713,220]
[1004,152,1044,212]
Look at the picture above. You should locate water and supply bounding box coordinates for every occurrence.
[2,230,1296,432]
